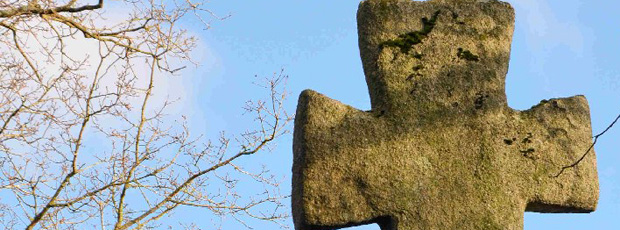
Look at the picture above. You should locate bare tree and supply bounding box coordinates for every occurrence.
[0,1,292,229]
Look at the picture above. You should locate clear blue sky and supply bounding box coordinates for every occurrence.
[175,0,620,229]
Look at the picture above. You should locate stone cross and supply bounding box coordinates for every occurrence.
[292,0,599,229]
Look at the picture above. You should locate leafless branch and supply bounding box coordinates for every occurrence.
[554,113,620,177]
[0,1,290,229]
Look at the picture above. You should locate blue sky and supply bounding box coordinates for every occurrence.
[174,0,620,229]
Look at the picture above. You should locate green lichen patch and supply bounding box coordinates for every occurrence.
[407,65,425,81]
[412,52,424,59]
[521,132,533,144]
[457,47,480,62]
[474,92,489,109]
[503,138,515,145]
[520,148,537,160]
[450,10,465,25]
[380,10,441,54]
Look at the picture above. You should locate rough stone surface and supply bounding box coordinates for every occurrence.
[292,0,599,229]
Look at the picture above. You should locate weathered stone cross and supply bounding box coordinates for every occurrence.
[292,0,599,229]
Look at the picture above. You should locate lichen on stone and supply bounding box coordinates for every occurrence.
[380,10,441,54]
[457,47,480,61]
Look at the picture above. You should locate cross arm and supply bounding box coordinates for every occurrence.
[293,90,381,229]
[511,95,598,213]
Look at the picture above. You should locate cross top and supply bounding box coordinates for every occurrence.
[293,1,599,230]
[358,0,512,118]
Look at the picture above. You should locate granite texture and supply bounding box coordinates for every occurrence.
[292,0,599,229]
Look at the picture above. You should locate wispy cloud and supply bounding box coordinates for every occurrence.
[508,0,585,54]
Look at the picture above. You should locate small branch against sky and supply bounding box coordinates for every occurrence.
[0,0,291,229]
[554,113,620,177]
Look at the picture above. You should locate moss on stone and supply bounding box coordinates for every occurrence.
[457,47,480,62]
[380,10,441,54]
[412,52,424,59]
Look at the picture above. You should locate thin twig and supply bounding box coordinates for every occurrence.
[554,113,620,177]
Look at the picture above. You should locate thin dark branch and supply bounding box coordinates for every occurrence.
[554,113,620,177]
[98,18,152,37]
